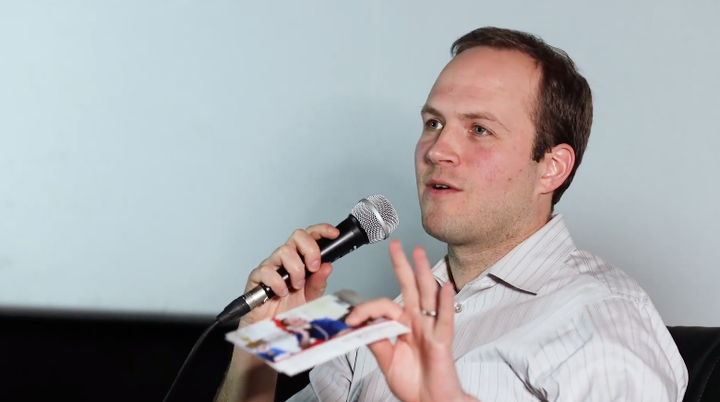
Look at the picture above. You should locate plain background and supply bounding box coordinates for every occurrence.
[0,1,718,326]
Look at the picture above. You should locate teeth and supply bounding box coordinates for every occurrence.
[433,184,450,189]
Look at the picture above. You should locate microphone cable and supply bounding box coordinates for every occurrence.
[161,319,222,402]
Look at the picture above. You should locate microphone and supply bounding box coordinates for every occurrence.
[216,194,399,323]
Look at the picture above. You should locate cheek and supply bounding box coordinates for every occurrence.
[468,148,502,182]
[469,149,530,189]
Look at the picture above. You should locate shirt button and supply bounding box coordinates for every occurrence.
[454,303,463,313]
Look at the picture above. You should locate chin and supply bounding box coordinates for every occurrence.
[422,209,485,246]
[422,223,471,246]
[421,213,455,242]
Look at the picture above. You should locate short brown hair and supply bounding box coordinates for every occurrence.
[451,27,593,206]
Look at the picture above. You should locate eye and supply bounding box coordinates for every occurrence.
[472,125,489,136]
[424,119,443,131]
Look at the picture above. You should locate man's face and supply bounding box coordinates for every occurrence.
[415,46,545,247]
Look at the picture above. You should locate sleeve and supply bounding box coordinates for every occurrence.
[535,297,688,402]
[285,350,356,402]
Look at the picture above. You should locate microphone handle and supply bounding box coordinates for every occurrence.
[215,214,368,323]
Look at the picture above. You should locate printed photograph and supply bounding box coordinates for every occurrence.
[232,291,365,363]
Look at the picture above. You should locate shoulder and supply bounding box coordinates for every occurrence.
[535,247,680,359]
[519,249,688,400]
[555,248,654,307]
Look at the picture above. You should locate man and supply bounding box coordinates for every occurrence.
[215,26,688,402]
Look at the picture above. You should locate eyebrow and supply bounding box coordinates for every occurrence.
[421,104,509,131]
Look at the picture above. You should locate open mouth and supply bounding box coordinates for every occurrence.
[426,181,459,193]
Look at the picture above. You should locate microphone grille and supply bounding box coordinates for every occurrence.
[350,194,399,244]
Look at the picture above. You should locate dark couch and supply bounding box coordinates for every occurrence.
[0,308,717,402]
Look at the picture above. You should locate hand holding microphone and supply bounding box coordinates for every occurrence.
[230,223,339,327]
[166,196,399,402]
[216,195,400,325]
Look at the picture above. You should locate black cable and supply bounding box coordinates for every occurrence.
[162,319,221,402]
[162,297,254,402]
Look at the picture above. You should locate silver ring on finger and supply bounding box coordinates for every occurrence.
[421,309,437,318]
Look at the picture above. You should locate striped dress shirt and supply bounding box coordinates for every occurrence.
[286,214,689,402]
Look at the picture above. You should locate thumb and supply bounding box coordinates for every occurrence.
[367,339,395,374]
[304,262,333,301]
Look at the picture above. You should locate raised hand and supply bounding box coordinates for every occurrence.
[345,240,477,402]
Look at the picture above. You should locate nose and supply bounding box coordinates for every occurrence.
[425,128,460,166]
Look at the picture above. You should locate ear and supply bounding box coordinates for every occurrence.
[538,144,575,196]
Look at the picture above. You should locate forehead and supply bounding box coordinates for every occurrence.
[426,47,540,118]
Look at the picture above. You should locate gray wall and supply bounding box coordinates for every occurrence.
[1,0,718,326]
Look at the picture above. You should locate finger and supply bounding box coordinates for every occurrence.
[344,298,404,327]
[435,283,455,343]
[285,229,324,275]
[304,262,333,301]
[247,265,290,296]
[413,246,438,319]
[388,240,421,312]
[246,224,339,297]
[366,339,395,374]
[287,225,340,274]
[272,243,308,290]
[304,223,340,242]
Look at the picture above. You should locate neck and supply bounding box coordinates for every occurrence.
[446,212,552,290]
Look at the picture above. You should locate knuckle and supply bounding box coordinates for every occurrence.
[256,257,272,269]
[250,264,266,277]
[305,246,320,258]
[277,244,296,257]
[257,265,276,277]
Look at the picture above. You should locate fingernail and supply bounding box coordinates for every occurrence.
[281,288,289,297]
[311,260,320,270]
[296,279,306,289]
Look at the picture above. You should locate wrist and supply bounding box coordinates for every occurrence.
[219,348,277,402]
